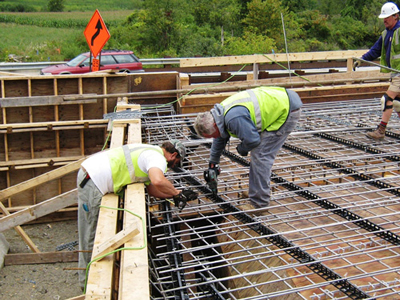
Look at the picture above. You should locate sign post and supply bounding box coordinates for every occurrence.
[84,9,111,71]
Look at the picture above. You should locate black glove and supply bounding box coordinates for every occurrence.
[353,60,360,71]
[236,144,248,156]
[208,162,221,176]
[173,188,198,211]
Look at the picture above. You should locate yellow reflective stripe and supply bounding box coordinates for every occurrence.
[247,89,262,129]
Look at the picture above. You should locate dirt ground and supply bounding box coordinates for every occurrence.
[0,220,83,300]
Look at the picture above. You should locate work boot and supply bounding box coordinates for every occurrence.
[366,124,386,140]
[238,201,269,217]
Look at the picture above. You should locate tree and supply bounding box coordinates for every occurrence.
[192,0,241,45]
[48,0,64,12]
[242,0,289,50]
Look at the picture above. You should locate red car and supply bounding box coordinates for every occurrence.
[40,50,144,75]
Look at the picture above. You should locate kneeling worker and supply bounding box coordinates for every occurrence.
[77,140,197,289]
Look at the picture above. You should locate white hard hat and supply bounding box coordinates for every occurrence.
[379,2,400,18]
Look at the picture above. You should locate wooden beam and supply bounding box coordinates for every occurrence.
[118,105,148,299]
[0,201,40,253]
[180,50,368,67]
[92,223,140,260]
[0,158,84,253]
[0,156,81,169]
[0,189,77,232]
[85,109,127,299]
[118,184,149,300]
[4,251,78,266]
[0,119,107,133]
[84,194,119,299]
[0,94,98,107]
[0,157,84,202]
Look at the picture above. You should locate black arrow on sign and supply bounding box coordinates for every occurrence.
[91,20,103,46]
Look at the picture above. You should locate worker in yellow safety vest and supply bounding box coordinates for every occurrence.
[77,140,197,289]
[194,86,302,216]
[353,2,400,140]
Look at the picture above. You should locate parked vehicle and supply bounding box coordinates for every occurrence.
[40,50,144,75]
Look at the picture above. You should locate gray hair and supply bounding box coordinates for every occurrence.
[194,111,216,137]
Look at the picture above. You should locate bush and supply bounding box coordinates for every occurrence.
[0,3,37,12]
[48,0,64,12]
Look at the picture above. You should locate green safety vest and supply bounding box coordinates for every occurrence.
[107,145,165,195]
[221,86,290,136]
[380,28,400,73]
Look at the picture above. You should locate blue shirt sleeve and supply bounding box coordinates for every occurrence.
[362,36,382,61]
[209,135,229,164]
[209,106,261,163]
[225,112,261,153]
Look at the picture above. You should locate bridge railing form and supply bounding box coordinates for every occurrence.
[179,50,371,80]
[0,50,372,75]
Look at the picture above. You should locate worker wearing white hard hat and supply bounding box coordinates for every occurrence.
[354,2,400,140]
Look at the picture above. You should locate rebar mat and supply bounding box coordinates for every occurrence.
[140,99,400,299]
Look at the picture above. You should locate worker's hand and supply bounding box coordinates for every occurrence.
[182,189,198,201]
[208,162,221,176]
[236,144,248,156]
[173,189,198,211]
[353,60,360,71]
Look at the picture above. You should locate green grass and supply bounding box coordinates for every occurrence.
[0,10,137,62]
[0,0,140,12]
[0,11,135,29]
[1,23,83,61]
[0,10,135,23]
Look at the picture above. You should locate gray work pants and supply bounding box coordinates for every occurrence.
[77,168,103,289]
[249,109,301,208]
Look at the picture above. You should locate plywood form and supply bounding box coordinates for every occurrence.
[0,72,179,211]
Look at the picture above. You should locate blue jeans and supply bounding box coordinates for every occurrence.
[249,109,301,208]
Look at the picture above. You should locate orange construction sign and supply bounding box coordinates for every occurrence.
[84,9,110,58]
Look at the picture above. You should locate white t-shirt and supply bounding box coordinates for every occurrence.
[81,146,167,195]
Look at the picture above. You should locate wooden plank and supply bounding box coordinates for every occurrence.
[109,124,126,148]
[4,251,78,266]
[85,105,126,299]
[180,50,368,67]
[0,157,85,202]
[127,119,141,144]
[118,183,149,300]
[0,189,77,232]
[92,223,140,260]
[0,156,82,168]
[118,106,148,299]
[84,194,119,299]
[0,201,40,253]
[0,119,107,131]
[0,94,98,107]
[0,158,84,254]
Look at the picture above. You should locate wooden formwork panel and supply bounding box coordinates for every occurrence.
[0,74,126,211]
[0,72,179,212]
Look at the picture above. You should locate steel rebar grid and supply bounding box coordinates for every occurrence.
[138,99,400,299]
